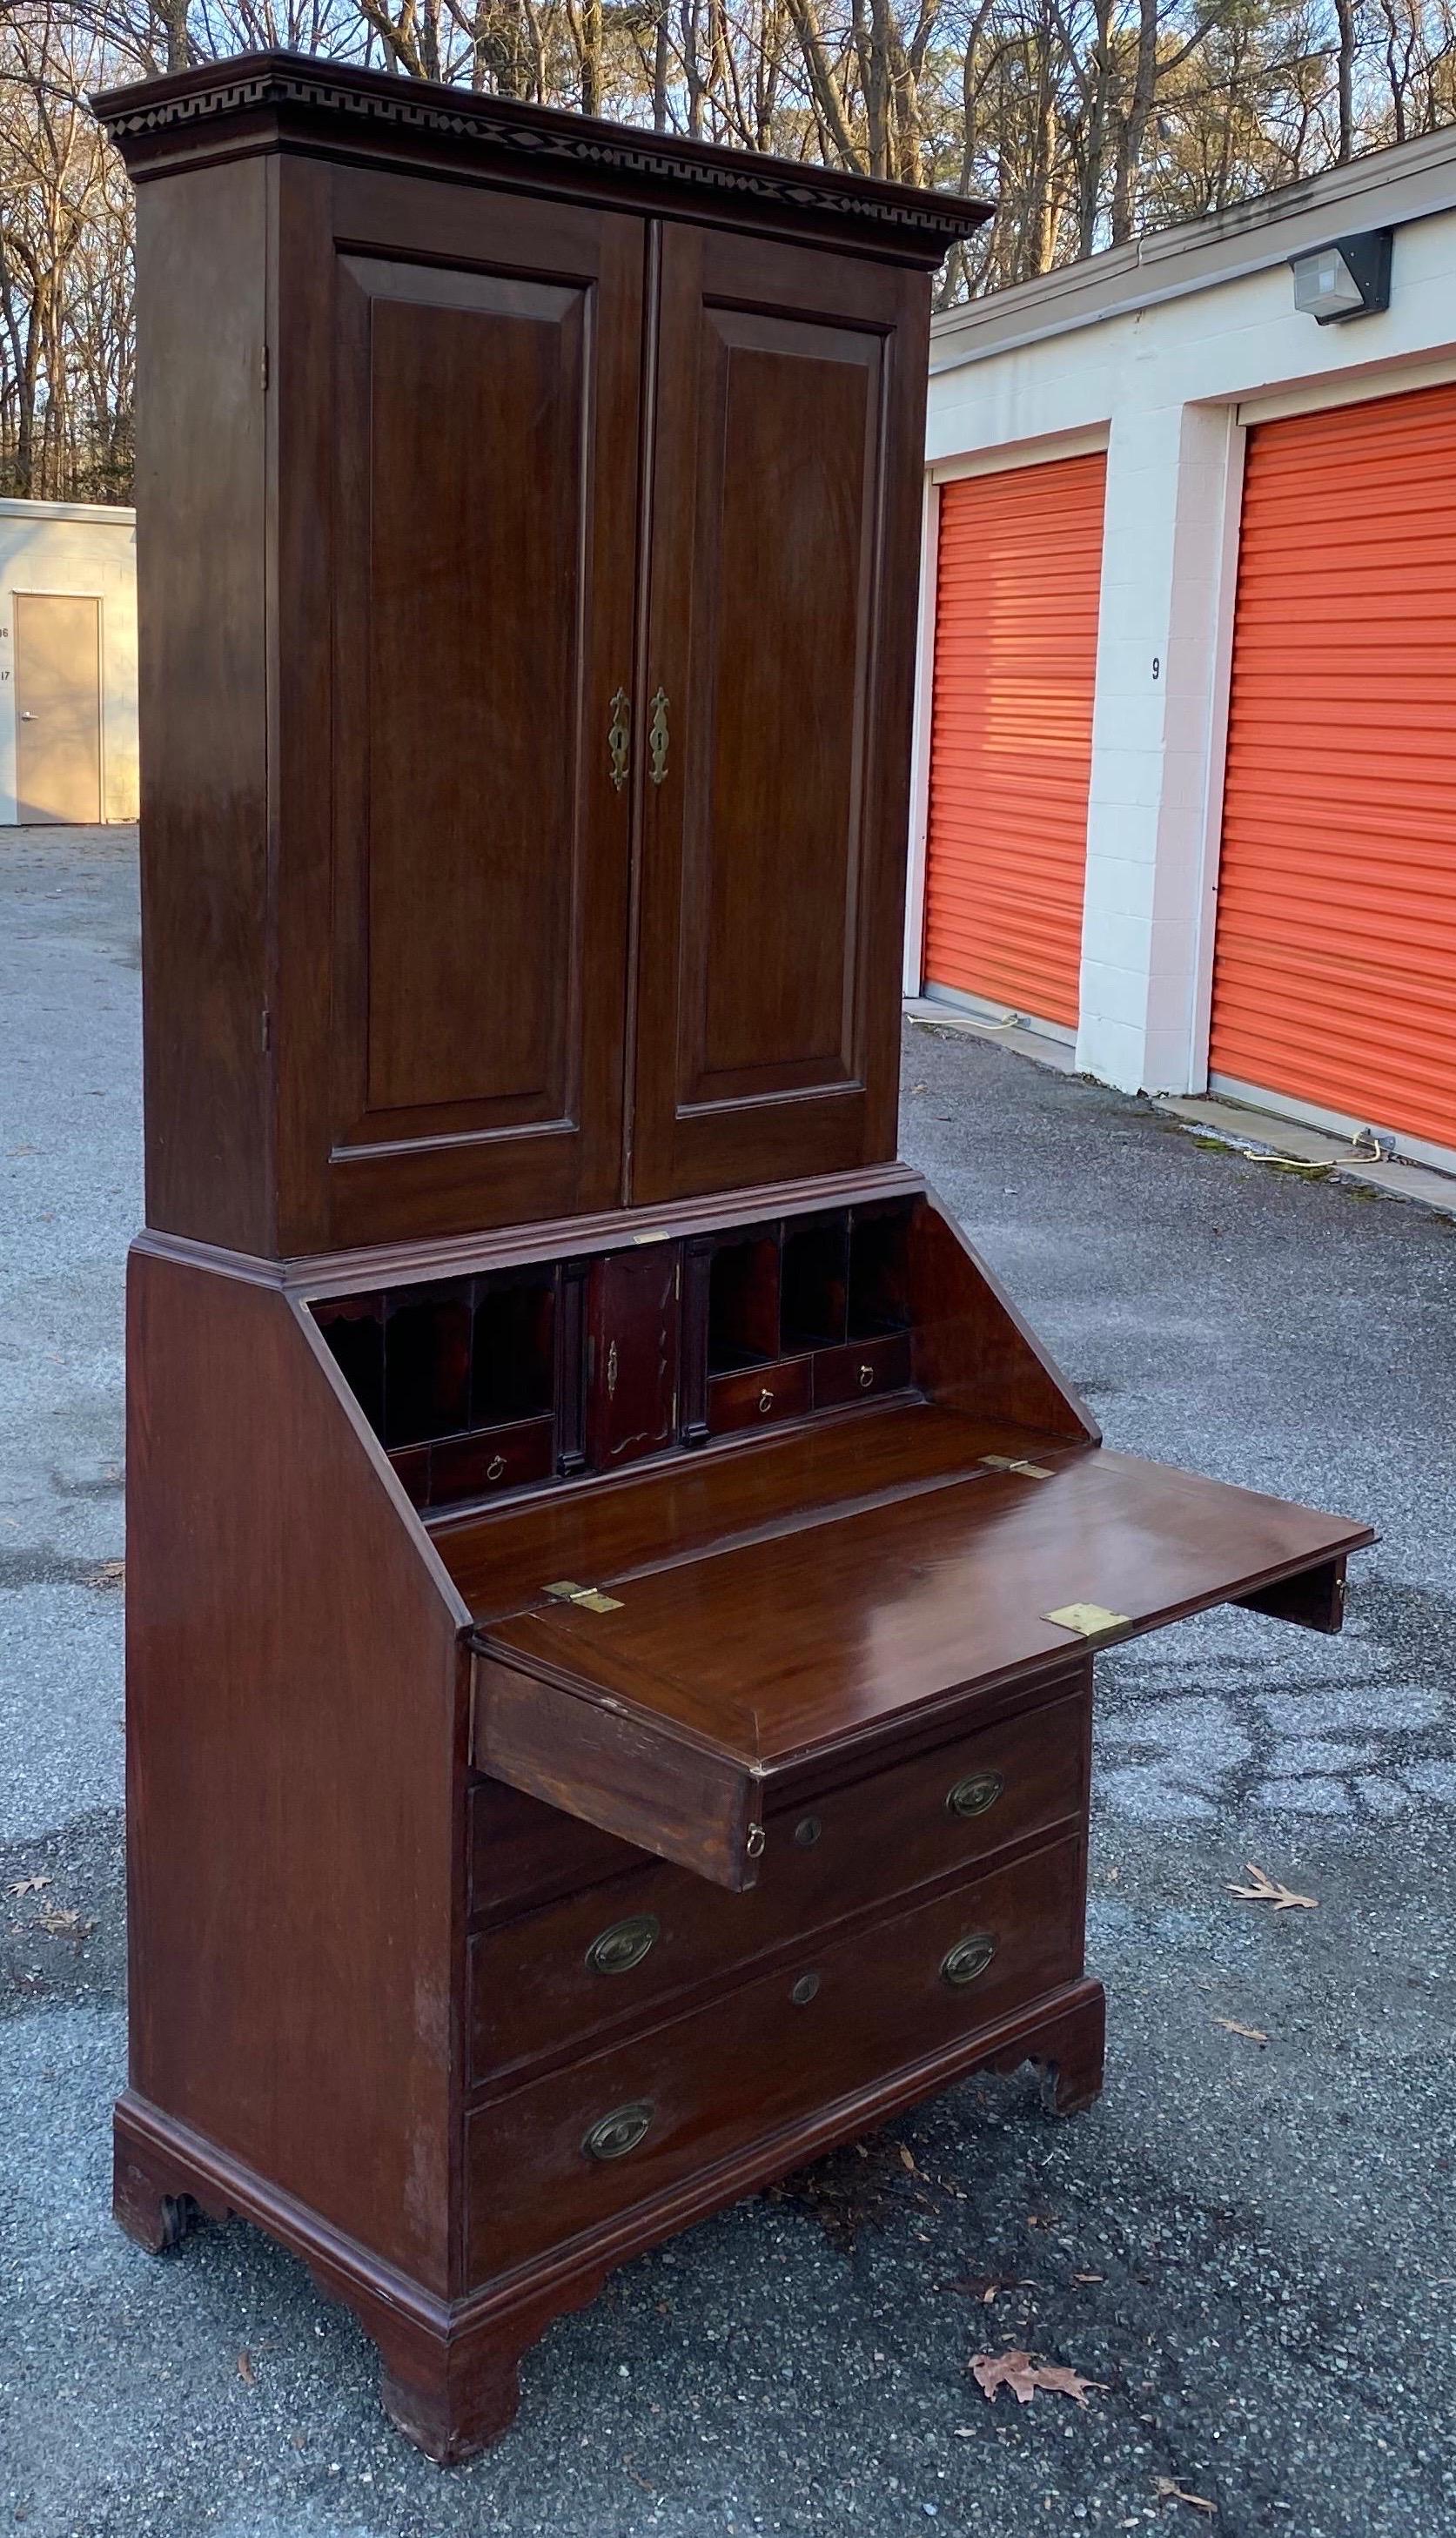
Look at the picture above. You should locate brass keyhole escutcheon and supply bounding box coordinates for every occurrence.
[585,1914,660,1977]
[858,1362,875,1389]
[648,689,669,785]
[793,1815,822,1848]
[941,1932,996,1988]
[791,1972,820,2006]
[486,1454,507,1482]
[607,687,630,792]
[582,2101,654,2161]
[758,1388,775,1414]
[946,1769,1004,1820]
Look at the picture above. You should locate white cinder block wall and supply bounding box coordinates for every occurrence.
[914,129,1456,1097]
[0,500,139,825]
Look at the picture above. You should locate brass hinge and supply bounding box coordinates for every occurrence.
[982,1454,1054,1480]
[544,1578,623,1615]
[1043,1601,1131,1641]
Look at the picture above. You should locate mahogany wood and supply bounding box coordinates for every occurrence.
[466,1834,1086,2278]
[469,1680,1090,2079]
[100,50,1372,2471]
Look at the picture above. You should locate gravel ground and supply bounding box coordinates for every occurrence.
[2,823,1453,2538]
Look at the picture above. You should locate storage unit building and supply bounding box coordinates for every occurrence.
[0,499,138,826]
[913,126,1456,1173]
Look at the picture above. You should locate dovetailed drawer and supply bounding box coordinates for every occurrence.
[705,1357,813,1437]
[466,1830,1085,2282]
[468,1676,1089,2081]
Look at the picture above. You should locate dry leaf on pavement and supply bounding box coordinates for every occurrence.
[970,2348,1101,2407]
[897,2143,919,2174]
[1212,2018,1270,2044]
[5,1875,51,1897]
[37,1906,96,1940]
[1227,1863,1317,1910]
[1155,2475,1216,2514]
[237,2350,256,2387]
[85,1560,126,1592]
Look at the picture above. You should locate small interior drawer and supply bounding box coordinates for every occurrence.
[469,1676,1089,2080]
[466,1830,1085,2283]
[706,1358,812,1437]
[812,1332,912,1407]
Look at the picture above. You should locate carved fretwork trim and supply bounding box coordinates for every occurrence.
[92,53,987,253]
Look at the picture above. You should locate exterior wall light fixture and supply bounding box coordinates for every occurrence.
[1289,231,1393,323]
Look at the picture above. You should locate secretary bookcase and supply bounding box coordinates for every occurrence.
[97,52,1372,2461]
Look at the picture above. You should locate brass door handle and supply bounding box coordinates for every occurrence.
[648,689,669,785]
[607,688,630,791]
[858,1362,875,1389]
[758,1388,775,1414]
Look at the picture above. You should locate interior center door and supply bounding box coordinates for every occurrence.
[276,167,645,1252]
[627,224,928,1205]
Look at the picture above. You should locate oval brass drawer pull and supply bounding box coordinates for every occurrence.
[582,2101,654,2161]
[942,1931,996,1987]
[585,1913,660,1976]
[946,1769,1004,1820]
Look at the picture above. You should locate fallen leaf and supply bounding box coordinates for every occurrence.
[970,2348,1101,2407]
[944,2274,1023,2303]
[85,1560,126,1592]
[1227,1863,1317,1911]
[237,2350,256,2387]
[5,1875,50,1897]
[37,1906,96,1940]
[1212,2018,1270,2044]
[1072,2271,1105,2284]
[1155,2476,1216,2514]
[897,2144,919,2174]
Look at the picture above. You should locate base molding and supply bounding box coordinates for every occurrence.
[114,1976,1105,2461]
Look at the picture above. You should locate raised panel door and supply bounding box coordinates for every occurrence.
[628,225,929,1204]
[274,167,645,1251]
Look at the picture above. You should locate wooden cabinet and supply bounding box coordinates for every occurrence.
[124,110,937,1258]
[102,51,1372,2478]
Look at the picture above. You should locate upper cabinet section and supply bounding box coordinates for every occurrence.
[99,55,987,1260]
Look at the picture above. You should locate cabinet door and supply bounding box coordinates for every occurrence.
[627,225,929,1205]
[274,167,644,1252]
[585,1244,681,1473]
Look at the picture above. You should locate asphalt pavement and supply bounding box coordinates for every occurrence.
[2,823,1453,2538]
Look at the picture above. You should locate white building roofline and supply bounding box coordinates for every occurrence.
[0,497,136,525]
[931,123,1456,371]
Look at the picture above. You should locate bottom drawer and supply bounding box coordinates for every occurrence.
[467,1830,1084,2282]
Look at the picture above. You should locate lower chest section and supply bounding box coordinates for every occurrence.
[462,1664,1091,2285]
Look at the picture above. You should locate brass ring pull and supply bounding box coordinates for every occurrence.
[586,1913,660,1976]
[582,2101,654,2161]
[607,687,630,792]
[758,1388,775,1414]
[648,689,669,786]
[858,1363,875,1389]
[947,1769,1003,1820]
[942,1932,996,1988]
[486,1454,507,1482]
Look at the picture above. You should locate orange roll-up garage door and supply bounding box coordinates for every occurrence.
[1210,381,1456,1152]
[922,453,1105,1031]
